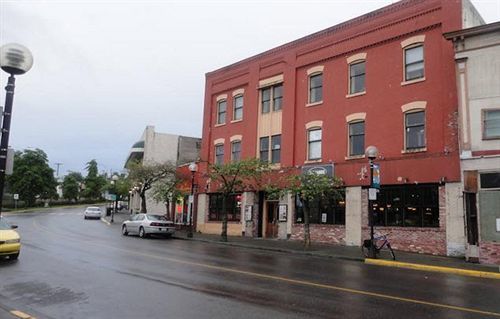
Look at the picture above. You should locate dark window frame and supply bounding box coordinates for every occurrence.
[404,44,424,81]
[259,137,269,162]
[483,109,500,140]
[349,60,366,95]
[216,100,227,125]
[261,87,271,114]
[348,121,365,156]
[271,134,281,164]
[405,110,426,150]
[308,128,322,160]
[233,94,244,121]
[231,140,241,162]
[309,73,323,104]
[215,144,224,165]
[295,189,346,225]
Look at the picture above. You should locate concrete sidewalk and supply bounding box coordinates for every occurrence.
[103,213,499,278]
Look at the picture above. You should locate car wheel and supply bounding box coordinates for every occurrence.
[139,227,146,238]
[10,253,19,260]
[84,216,87,220]
[122,225,128,236]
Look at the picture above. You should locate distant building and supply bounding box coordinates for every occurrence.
[126,125,201,214]
[196,0,485,257]
[445,22,500,265]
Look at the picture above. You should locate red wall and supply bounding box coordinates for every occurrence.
[200,0,463,189]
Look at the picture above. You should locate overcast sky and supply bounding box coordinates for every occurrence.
[0,0,499,177]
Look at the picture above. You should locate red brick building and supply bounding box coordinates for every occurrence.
[196,0,485,257]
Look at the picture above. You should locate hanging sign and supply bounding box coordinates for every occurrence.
[372,163,381,189]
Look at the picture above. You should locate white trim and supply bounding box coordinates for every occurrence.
[401,35,426,48]
[232,89,245,97]
[216,94,227,102]
[346,112,366,123]
[401,101,427,113]
[258,74,284,88]
[346,52,367,64]
[306,65,324,76]
[305,120,323,130]
[230,135,242,142]
[213,138,225,145]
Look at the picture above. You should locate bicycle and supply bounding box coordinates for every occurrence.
[361,233,396,260]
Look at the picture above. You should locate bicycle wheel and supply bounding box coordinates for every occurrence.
[361,244,371,258]
[387,243,396,260]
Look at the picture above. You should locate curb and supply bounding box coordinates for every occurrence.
[365,258,500,280]
[100,218,111,226]
[173,235,364,262]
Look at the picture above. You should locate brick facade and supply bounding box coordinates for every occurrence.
[290,224,345,245]
[479,241,500,265]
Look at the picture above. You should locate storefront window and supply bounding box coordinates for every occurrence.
[295,189,345,225]
[208,193,242,221]
[372,184,439,227]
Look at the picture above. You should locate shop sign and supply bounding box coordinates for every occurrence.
[301,164,334,177]
[245,205,253,221]
[278,204,287,222]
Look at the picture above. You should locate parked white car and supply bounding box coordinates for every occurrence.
[84,207,102,220]
[121,214,175,238]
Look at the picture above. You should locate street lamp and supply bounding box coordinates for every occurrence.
[111,174,119,223]
[187,162,198,238]
[365,145,379,258]
[0,43,33,217]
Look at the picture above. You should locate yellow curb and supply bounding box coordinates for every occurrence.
[365,258,500,280]
[10,310,36,319]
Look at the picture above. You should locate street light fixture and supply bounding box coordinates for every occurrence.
[111,174,119,223]
[187,162,198,238]
[0,43,33,217]
[365,145,379,258]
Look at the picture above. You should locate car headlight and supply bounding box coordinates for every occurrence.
[5,238,20,244]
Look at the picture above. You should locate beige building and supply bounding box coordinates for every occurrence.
[445,21,500,265]
[125,126,201,214]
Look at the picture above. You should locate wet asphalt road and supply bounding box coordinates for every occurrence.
[0,207,499,319]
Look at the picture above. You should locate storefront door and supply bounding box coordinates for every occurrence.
[265,201,279,238]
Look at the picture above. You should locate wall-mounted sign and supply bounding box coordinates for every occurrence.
[245,205,253,222]
[301,164,334,177]
[13,194,19,200]
[496,218,500,232]
[369,188,378,200]
[278,204,288,222]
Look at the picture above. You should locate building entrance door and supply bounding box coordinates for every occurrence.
[465,192,479,245]
[265,201,279,238]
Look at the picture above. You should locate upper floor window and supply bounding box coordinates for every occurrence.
[261,84,283,113]
[271,135,281,164]
[349,61,365,94]
[259,137,269,162]
[215,144,224,165]
[233,95,243,121]
[405,111,425,150]
[404,44,424,81]
[308,128,322,160]
[349,121,365,157]
[217,100,226,125]
[309,73,323,103]
[483,109,500,139]
[231,141,241,162]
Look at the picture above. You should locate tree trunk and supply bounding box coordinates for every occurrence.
[140,191,147,214]
[221,194,228,242]
[303,200,311,249]
[165,199,171,220]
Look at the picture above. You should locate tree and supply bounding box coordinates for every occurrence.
[127,161,177,214]
[8,149,58,206]
[82,159,106,199]
[286,172,343,248]
[208,158,269,242]
[62,172,83,201]
[151,177,183,220]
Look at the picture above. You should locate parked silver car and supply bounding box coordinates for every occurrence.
[121,214,175,238]
[84,207,102,220]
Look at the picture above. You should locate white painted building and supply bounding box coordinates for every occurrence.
[125,126,201,214]
[445,21,500,265]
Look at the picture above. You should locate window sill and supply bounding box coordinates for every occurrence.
[482,136,500,140]
[306,101,323,107]
[214,123,226,128]
[401,147,427,154]
[346,91,366,99]
[304,159,322,164]
[269,163,281,170]
[345,155,365,160]
[401,77,425,86]
[231,119,243,123]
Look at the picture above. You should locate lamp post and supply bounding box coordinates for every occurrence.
[0,43,33,217]
[365,145,379,259]
[111,174,119,223]
[187,162,198,238]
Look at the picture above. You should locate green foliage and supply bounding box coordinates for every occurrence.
[82,159,106,199]
[103,173,130,199]
[7,149,58,206]
[151,177,183,216]
[209,158,270,241]
[62,171,83,201]
[127,161,177,213]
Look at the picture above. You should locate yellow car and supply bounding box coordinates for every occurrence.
[0,217,20,260]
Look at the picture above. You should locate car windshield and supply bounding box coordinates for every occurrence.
[147,215,167,221]
[88,207,100,211]
[0,218,12,230]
